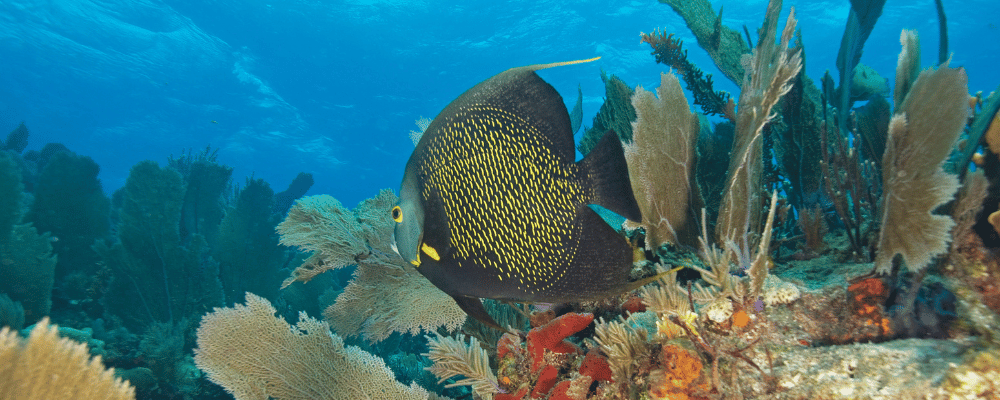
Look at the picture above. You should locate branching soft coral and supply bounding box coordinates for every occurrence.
[874,64,968,273]
[424,333,499,400]
[624,71,703,249]
[0,318,135,400]
[716,0,802,247]
[279,190,466,343]
[655,0,750,85]
[641,30,735,121]
[194,293,430,400]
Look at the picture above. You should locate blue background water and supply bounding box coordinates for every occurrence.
[1,0,997,206]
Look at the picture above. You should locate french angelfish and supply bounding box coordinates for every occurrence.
[392,57,657,331]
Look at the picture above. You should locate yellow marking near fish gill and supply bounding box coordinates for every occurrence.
[422,243,441,261]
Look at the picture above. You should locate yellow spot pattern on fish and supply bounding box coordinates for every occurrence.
[418,104,583,295]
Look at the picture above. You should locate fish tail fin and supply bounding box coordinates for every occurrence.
[578,129,642,222]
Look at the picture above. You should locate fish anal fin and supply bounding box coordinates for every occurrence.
[452,295,512,335]
[578,130,642,222]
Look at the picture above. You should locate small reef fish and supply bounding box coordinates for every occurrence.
[392,57,664,330]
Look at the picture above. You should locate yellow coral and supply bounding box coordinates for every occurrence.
[657,311,699,339]
[193,293,429,400]
[0,318,135,400]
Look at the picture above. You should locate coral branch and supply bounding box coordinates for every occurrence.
[641,30,735,121]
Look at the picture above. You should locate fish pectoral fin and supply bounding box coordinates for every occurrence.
[578,129,643,222]
[452,295,512,335]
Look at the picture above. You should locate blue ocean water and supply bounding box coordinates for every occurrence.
[1,0,997,206]
[2,1,1000,399]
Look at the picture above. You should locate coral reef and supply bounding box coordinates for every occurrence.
[655,0,749,85]
[875,64,968,274]
[1,318,135,400]
[577,72,636,156]
[3,0,997,399]
[277,191,393,288]
[194,293,431,400]
[95,160,224,332]
[490,312,617,400]
[715,0,802,247]
[278,190,467,343]
[640,30,734,121]
[214,177,284,305]
[272,172,314,215]
[424,333,498,400]
[1,122,29,153]
[0,151,57,325]
[168,147,232,242]
[25,150,111,297]
[0,294,24,330]
[623,71,703,249]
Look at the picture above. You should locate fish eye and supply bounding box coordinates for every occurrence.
[391,206,403,223]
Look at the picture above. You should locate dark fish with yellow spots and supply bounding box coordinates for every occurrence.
[392,57,655,330]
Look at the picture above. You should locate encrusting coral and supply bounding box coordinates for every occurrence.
[491,312,616,400]
[647,344,710,400]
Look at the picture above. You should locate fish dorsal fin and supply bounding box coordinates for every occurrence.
[520,57,602,72]
[431,57,601,162]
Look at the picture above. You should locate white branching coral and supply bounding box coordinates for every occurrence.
[423,333,498,400]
